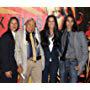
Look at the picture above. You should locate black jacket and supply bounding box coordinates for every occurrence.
[40,30,61,62]
[0,37,2,76]
[0,30,17,73]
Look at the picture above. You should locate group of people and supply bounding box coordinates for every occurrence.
[0,14,88,83]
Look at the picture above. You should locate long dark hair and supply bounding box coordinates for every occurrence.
[8,17,20,32]
[44,15,59,39]
[62,14,78,32]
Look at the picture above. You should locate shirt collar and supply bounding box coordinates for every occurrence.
[11,31,16,40]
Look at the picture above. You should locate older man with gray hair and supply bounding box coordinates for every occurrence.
[15,18,45,83]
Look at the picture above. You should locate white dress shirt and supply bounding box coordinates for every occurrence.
[49,35,54,62]
[11,31,16,40]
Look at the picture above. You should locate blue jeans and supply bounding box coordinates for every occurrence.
[59,59,78,83]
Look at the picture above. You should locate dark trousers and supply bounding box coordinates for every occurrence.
[42,60,59,83]
[0,71,18,83]
[59,59,78,83]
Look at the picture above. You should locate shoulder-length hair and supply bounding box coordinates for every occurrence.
[43,15,59,38]
[8,17,20,32]
[62,14,79,32]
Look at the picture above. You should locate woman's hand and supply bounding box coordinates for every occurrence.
[5,71,12,78]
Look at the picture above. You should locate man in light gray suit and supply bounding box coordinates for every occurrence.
[15,18,45,83]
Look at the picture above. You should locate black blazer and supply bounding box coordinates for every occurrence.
[0,30,17,73]
[0,37,2,76]
[40,30,61,62]
[0,37,1,65]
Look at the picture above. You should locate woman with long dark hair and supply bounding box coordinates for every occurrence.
[40,15,60,83]
[0,17,19,83]
[59,14,88,83]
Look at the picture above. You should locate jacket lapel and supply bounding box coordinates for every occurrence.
[61,29,67,53]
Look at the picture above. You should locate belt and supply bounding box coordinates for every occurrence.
[36,55,41,60]
[28,55,41,61]
[60,58,77,61]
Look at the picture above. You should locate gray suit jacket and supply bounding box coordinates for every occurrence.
[61,31,88,75]
[15,28,45,75]
[74,31,88,75]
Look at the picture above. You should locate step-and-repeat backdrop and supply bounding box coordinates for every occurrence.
[0,7,90,38]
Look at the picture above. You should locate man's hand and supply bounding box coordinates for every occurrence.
[18,75,23,83]
[5,71,12,78]
[17,65,23,74]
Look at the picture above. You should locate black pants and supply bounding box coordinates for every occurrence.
[42,60,59,83]
[0,71,18,83]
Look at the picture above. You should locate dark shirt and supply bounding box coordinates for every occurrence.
[65,31,76,59]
